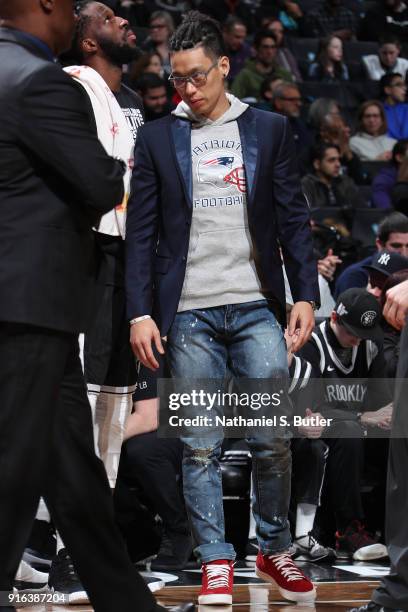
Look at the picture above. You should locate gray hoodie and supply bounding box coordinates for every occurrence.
[174,94,265,312]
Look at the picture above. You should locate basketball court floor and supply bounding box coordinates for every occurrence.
[20,557,389,610]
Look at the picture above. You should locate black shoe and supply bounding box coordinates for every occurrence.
[349,603,404,611]
[336,520,379,560]
[293,532,336,562]
[23,519,56,570]
[150,532,193,571]
[48,548,89,605]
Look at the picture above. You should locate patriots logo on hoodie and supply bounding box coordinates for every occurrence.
[197,153,246,193]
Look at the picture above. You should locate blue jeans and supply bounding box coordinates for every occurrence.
[167,300,292,563]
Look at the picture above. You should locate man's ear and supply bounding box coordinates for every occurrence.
[219,55,230,79]
[313,159,320,172]
[39,0,55,13]
[82,37,98,55]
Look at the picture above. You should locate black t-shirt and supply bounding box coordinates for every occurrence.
[113,84,144,143]
[299,319,392,416]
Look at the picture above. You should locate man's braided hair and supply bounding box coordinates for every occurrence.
[169,11,226,59]
[71,0,95,59]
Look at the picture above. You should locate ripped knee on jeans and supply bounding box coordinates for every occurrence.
[187,446,217,465]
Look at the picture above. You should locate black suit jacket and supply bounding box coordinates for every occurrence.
[0,28,125,333]
[126,108,320,336]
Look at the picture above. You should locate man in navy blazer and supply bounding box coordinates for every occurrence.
[126,10,320,606]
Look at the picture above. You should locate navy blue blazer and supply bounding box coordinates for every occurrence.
[126,107,320,335]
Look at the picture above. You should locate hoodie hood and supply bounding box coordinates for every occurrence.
[172,93,248,127]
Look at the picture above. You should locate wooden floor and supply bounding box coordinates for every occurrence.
[20,580,378,610]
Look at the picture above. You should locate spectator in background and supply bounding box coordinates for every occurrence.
[350,100,396,161]
[303,0,356,41]
[198,0,256,32]
[308,35,349,82]
[301,142,365,210]
[319,112,365,184]
[260,2,304,33]
[372,139,408,209]
[231,29,292,102]
[142,11,174,75]
[381,73,408,140]
[392,153,408,214]
[334,211,408,297]
[299,289,392,562]
[256,74,285,109]
[365,250,408,302]
[129,51,166,86]
[271,82,314,158]
[308,97,342,132]
[359,0,408,46]
[222,16,252,84]
[362,35,408,81]
[136,74,172,121]
[265,18,302,82]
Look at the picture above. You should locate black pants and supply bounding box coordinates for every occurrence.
[0,323,155,612]
[291,438,328,507]
[324,423,365,531]
[84,234,135,388]
[373,324,408,610]
[119,431,189,537]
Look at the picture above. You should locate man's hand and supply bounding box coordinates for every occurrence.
[383,279,408,330]
[298,408,325,438]
[376,150,392,162]
[130,318,164,370]
[288,301,315,352]
[318,248,342,281]
[360,404,393,429]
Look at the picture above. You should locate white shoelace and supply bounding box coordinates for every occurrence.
[267,553,305,582]
[205,564,231,590]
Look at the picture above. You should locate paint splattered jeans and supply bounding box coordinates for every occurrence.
[167,300,292,563]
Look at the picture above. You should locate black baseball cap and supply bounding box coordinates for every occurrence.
[363,250,408,278]
[334,288,383,341]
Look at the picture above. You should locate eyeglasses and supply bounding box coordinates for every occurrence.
[280,96,302,102]
[388,242,408,250]
[168,61,218,89]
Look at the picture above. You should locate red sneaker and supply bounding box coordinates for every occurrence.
[255,551,316,603]
[198,559,234,605]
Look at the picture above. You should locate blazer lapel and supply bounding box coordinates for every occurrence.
[170,117,193,210]
[238,109,259,204]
